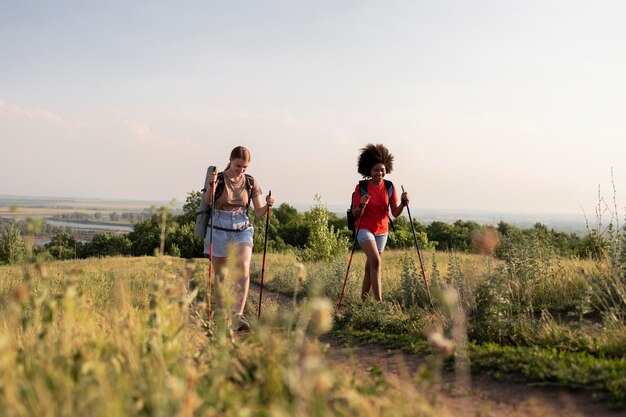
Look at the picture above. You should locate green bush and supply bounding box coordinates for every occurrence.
[0,223,26,265]
[300,195,348,262]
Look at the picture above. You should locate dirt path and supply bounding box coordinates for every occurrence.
[250,283,626,417]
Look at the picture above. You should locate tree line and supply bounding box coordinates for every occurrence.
[0,191,609,264]
[52,211,151,224]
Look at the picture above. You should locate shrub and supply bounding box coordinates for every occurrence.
[300,195,348,262]
[0,223,26,265]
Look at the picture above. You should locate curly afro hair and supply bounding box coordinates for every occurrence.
[357,143,394,178]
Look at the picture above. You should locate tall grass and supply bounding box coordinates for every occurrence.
[1,256,443,417]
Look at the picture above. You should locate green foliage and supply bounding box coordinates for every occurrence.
[425,220,481,252]
[249,208,289,253]
[300,196,348,262]
[470,272,513,343]
[334,299,420,335]
[0,222,26,265]
[82,232,132,257]
[398,254,432,309]
[497,221,592,259]
[126,207,200,258]
[44,232,78,260]
[272,202,309,248]
[179,190,203,226]
[586,231,626,324]
[127,214,167,256]
[471,343,626,408]
[168,222,203,258]
[0,257,437,417]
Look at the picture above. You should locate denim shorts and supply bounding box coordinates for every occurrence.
[357,229,388,253]
[204,210,254,257]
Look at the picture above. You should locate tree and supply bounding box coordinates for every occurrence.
[0,223,27,264]
[301,196,348,261]
[273,203,309,248]
[426,221,454,251]
[169,222,203,258]
[83,232,132,257]
[180,190,203,226]
[45,232,78,260]
[128,215,167,256]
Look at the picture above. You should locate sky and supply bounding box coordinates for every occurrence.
[1,0,625,217]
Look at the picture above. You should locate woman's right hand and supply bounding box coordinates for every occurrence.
[207,170,217,184]
[360,194,370,207]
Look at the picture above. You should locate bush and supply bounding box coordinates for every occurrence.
[0,223,26,265]
[45,232,78,260]
[82,232,132,257]
[300,195,348,262]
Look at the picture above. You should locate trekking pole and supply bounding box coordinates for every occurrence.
[402,185,433,307]
[338,203,366,309]
[207,167,217,320]
[258,191,271,319]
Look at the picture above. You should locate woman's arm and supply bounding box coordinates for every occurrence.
[390,191,409,218]
[252,194,274,217]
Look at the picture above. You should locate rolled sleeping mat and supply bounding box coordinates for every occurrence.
[194,166,216,238]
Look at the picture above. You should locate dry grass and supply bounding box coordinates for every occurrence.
[0,255,444,417]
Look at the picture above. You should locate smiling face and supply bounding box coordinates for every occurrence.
[370,163,386,183]
[228,158,249,177]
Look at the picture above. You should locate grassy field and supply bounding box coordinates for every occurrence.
[1,246,624,415]
[248,248,626,408]
[0,255,444,417]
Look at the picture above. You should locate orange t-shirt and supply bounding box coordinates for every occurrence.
[352,180,398,235]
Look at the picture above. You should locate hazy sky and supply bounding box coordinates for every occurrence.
[1,1,624,216]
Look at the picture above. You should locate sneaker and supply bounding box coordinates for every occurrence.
[235,314,250,332]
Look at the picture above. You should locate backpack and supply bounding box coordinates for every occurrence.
[212,172,255,210]
[196,172,255,236]
[347,179,395,235]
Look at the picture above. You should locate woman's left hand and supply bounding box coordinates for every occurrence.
[401,192,410,206]
[266,194,275,207]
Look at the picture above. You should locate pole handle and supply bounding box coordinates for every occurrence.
[401,185,407,206]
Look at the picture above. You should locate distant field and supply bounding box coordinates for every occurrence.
[0,207,127,217]
[0,195,181,218]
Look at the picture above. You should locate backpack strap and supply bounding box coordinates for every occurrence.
[383,180,394,206]
[358,180,394,202]
[244,174,254,209]
[210,173,254,209]
[356,179,395,230]
[358,180,368,198]
[214,172,226,201]
[384,180,396,232]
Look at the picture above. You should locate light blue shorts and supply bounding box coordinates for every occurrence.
[357,229,388,253]
[204,210,254,257]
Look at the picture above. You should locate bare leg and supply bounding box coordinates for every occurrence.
[361,258,371,300]
[360,239,382,301]
[212,243,252,315]
[212,256,228,310]
[233,244,253,315]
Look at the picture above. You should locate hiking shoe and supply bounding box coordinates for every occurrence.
[235,314,250,332]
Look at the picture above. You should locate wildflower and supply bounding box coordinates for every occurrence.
[295,262,306,285]
[12,283,29,304]
[427,330,455,355]
[309,298,333,335]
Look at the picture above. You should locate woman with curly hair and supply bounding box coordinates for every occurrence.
[351,144,409,301]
